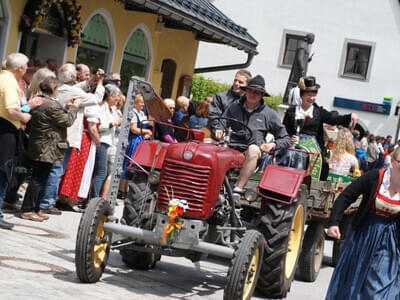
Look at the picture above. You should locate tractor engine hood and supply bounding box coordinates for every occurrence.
[156,142,244,219]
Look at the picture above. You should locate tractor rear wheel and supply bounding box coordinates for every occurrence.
[119,246,158,270]
[297,222,325,282]
[121,173,156,227]
[75,197,113,283]
[120,173,159,270]
[224,230,265,300]
[257,185,307,298]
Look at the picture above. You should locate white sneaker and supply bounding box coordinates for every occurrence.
[233,187,245,194]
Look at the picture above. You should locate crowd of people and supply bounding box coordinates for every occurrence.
[0,52,218,228]
[0,54,398,227]
[0,51,399,297]
[0,52,125,227]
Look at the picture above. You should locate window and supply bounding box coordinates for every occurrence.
[76,14,111,72]
[340,39,375,81]
[282,34,305,66]
[120,28,150,94]
[160,59,176,99]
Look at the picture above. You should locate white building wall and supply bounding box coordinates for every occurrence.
[196,0,400,137]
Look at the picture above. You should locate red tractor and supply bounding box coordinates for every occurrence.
[75,78,313,299]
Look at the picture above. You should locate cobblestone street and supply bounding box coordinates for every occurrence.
[0,200,333,300]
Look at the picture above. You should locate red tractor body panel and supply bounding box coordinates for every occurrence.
[156,142,244,219]
[258,164,306,204]
[130,140,171,169]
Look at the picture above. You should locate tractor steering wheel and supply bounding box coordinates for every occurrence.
[210,116,253,150]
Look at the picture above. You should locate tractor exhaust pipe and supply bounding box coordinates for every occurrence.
[103,222,234,259]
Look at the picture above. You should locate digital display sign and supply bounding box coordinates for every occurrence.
[333,97,391,115]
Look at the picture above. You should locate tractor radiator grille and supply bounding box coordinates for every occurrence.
[157,159,211,217]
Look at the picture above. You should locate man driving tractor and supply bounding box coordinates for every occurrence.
[215,75,292,194]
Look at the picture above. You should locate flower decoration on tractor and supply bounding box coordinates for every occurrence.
[162,198,189,244]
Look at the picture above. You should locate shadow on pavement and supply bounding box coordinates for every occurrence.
[52,249,227,298]
[49,249,75,263]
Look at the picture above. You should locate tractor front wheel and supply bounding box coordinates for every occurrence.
[224,230,265,300]
[75,197,113,283]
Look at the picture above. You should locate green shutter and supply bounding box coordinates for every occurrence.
[82,14,110,48]
[0,2,3,19]
[124,29,149,59]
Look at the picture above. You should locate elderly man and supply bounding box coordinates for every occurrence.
[215,75,291,193]
[76,63,91,82]
[57,63,104,152]
[172,96,189,125]
[0,53,31,229]
[208,69,251,130]
[38,64,104,213]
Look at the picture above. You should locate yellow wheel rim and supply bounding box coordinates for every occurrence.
[285,204,304,279]
[93,216,108,269]
[243,247,260,300]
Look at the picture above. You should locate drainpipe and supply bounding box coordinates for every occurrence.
[194,52,255,74]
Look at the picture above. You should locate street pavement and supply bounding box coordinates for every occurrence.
[0,199,333,300]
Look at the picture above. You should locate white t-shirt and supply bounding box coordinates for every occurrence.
[328,153,359,176]
[131,108,149,125]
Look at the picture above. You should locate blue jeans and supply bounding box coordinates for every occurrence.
[62,147,72,171]
[0,171,9,219]
[90,143,109,199]
[40,163,64,209]
[21,161,52,212]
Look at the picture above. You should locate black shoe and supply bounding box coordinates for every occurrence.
[0,219,14,230]
[41,206,62,215]
[2,202,18,211]
[118,191,127,200]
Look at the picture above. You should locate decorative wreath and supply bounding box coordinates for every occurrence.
[20,0,83,47]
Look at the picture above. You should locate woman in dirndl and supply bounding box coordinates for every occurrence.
[282,76,358,178]
[326,147,400,299]
[118,94,152,198]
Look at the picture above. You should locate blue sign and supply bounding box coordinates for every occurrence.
[333,97,391,115]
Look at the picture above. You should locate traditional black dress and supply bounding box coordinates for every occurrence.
[326,169,400,300]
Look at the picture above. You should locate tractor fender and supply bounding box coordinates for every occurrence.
[257,164,307,204]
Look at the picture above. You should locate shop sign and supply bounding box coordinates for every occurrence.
[333,97,391,115]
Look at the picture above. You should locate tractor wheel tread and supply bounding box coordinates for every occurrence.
[75,197,112,283]
[120,174,159,270]
[297,222,325,282]
[224,230,265,300]
[256,185,307,298]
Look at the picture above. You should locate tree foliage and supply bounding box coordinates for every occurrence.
[191,75,230,102]
[191,74,283,111]
[264,95,283,111]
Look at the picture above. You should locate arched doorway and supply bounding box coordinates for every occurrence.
[76,14,111,72]
[160,59,176,99]
[120,28,150,93]
[19,2,67,66]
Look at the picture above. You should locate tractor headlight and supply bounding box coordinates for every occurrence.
[183,150,193,161]
[148,170,160,184]
[244,190,257,202]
